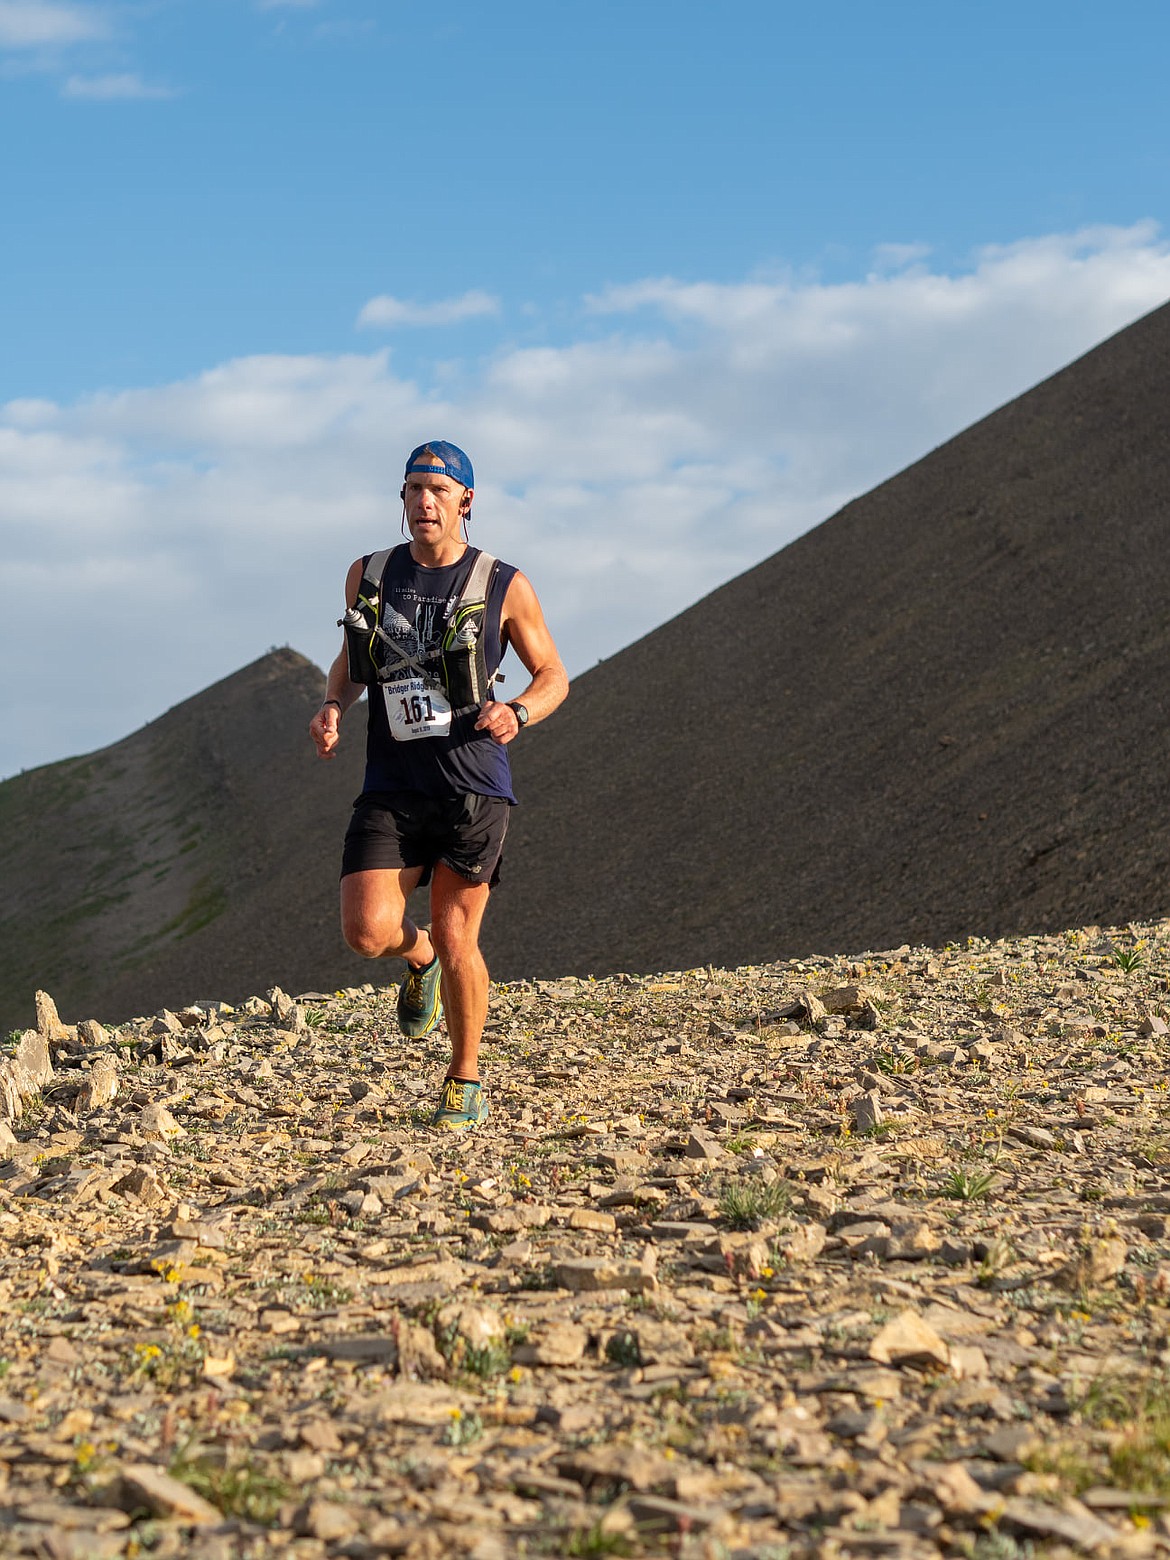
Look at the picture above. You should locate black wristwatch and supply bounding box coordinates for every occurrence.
[508,702,529,729]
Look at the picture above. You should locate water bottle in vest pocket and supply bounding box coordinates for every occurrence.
[339,597,380,684]
[441,599,492,711]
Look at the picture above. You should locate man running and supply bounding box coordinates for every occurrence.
[309,441,568,1131]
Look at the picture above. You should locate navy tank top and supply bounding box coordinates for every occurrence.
[361,545,518,803]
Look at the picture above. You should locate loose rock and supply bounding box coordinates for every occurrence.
[4,923,1170,1558]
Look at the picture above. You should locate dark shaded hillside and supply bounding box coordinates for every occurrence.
[488,298,1170,978]
[0,651,370,1033]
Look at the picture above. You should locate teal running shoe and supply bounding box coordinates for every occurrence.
[396,955,443,1038]
[431,1078,490,1132]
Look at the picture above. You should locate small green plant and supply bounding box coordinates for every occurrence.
[442,1408,483,1447]
[1111,946,1145,974]
[944,1166,995,1200]
[264,1270,352,1307]
[169,1445,290,1526]
[693,1323,738,1356]
[724,1130,759,1155]
[718,1178,791,1230]
[605,1330,642,1368]
[1022,1441,1099,1494]
[563,1525,635,1557]
[462,1339,512,1378]
[955,1532,1035,1560]
[1110,1414,1170,1493]
[1021,1373,1170,1499]
[861,1119,896,1139]
[295,1205,333,1226]
[131,1332,204,1391]
[1076,1367,1170,1426]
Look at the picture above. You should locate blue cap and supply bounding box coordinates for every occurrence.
[404,440,474,489]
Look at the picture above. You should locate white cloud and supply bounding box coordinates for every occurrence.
[0,1,106,47]
[0,2,168,101]
[62,70,173,98]
[3,224,1170,778]
[357,290,501,330]
[870,241,932,272]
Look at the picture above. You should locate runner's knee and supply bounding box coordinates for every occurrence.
[342,919,382,958]
[342,910,410,960]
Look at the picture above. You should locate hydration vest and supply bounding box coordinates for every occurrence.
[340,546,501,716]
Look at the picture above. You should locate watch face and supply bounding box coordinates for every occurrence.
[512,702,529,726]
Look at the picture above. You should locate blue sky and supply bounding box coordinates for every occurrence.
[3,0,1170,775]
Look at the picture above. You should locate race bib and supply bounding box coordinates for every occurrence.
[383,677,452,742]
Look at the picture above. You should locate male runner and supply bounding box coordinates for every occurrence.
[309,441,568,1131]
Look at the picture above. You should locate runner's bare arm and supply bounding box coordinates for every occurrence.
[475,571,569,745]
[308,559,368,759]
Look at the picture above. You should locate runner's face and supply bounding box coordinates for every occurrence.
[403,472,470,549]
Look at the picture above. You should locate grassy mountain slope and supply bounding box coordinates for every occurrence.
[0,650,370,1032]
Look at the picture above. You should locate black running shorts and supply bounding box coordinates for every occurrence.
[340,790,509,887]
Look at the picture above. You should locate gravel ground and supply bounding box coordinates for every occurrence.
[4,920,1170,1558]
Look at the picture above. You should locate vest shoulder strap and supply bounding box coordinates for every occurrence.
[363,545,496,607]
[459,548,498,605]
[359,545,400,605]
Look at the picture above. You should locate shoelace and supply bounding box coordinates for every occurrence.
[403,969,426,1006]
[441,1079,467,1113]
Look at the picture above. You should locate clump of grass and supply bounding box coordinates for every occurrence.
[944,1166,995,1201]
[294,1206,332,1226]
[1110,945,1145,974]
[1073,1370,1141,1429]
[873,1049,916,1076]
[169,1446,290,1526]
[1077,1372,1170,1493]
[718,1177,791,1230]
[1026,1373,1170,1499]
[1110,1416,1170,1493]
[1022,1441,1100,1494]
[724,1130,759,1155]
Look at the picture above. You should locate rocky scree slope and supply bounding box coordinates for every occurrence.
[3,922,1170,1557]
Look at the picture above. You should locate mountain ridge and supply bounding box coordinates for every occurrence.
[0,649,374,1032]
